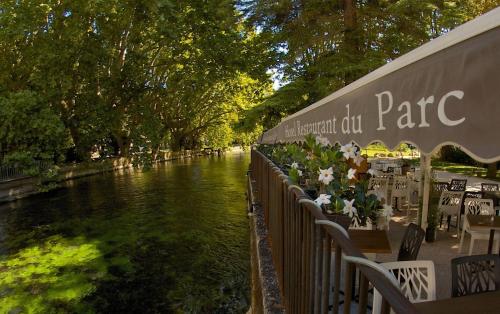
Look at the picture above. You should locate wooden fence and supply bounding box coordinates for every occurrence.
[248,148,419,314]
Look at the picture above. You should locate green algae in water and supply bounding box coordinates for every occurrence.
[0,154,251,313]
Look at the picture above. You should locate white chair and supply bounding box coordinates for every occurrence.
[459,198,498,255]
[437,190,465,238]
[373,260,436,314]
[368,177,389,204]
[391,176,409,208]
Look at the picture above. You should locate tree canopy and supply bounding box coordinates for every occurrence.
[0,0,273,167]
[239,0,499,130]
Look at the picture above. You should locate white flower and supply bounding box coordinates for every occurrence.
[315,136,331,147]
[318,167,334,185]
[297,169,303,177]
[315,194,332,206]
[347,168,357,180]
[291,162,299,169]
[353,154,364,167]
[382,204,394,217]
[369,189,386,202]
[367,168,377,177]
[342,199,357,218]
[340,143,357,160]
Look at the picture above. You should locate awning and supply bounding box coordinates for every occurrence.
[260,7,500,163]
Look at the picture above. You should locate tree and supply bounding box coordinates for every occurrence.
[240,0,500,129]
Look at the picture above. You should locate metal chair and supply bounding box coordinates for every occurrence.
[438,190,465,237]
[459,198,497,255]
[398,223,425,261]
[482,183,499,192]
[451,254,500,297]
[373,260,436,314]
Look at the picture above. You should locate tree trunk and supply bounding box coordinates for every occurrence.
[343,0,360,85]
[486,162,498,179]
[115,134,130,157]
[170,131,185,152]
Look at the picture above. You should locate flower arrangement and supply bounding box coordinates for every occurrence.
[264,134,393,228]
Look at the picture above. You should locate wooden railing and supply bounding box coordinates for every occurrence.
[249,149,419,314]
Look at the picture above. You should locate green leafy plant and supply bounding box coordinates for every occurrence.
[259,134,385,226]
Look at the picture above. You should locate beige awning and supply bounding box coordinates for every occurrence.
[260,7,500,163]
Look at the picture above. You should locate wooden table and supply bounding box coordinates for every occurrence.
[414,290,500,314]
[349,229,392,254]
[466,214,500,254]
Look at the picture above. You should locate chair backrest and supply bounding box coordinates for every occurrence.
[451,254,500,297]
[373,260,436,314]
[432,182,449,194]
[463,191,483,199]
[392,176,409,197]
[368,177,388,191]
[398,223,425,261]
[482,183,499,192]
[449,179,467,191]
[464,198,494,216]
[438,191,465,216]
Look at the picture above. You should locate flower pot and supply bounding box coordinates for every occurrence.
[304,188,318,200]
[323,213,351,231]
[425,227,437,242]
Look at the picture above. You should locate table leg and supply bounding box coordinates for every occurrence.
[488,229,494,254]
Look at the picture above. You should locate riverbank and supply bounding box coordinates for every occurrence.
[0,147,247,203]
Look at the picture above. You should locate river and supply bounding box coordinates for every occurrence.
[0,153,251,313]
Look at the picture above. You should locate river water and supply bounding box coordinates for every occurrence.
[0,153,251,313]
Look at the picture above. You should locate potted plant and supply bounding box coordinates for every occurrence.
[260,134,389,229]
[425,200,440,242]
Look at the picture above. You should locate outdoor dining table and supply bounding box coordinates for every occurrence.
[466,214,500,255]
[414,290,500,314]
[348,229,392,254]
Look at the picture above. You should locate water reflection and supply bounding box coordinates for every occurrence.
[0,153,250,313]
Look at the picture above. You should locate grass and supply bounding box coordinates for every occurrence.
[431,160,500,182]
[360,144,415,158]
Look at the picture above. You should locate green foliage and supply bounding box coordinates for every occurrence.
[0,0,272,169]
[0,91,70,168]
[260,134,382,222]
[439,145,478,165]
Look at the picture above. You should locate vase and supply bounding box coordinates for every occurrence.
[425,227,437,242]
